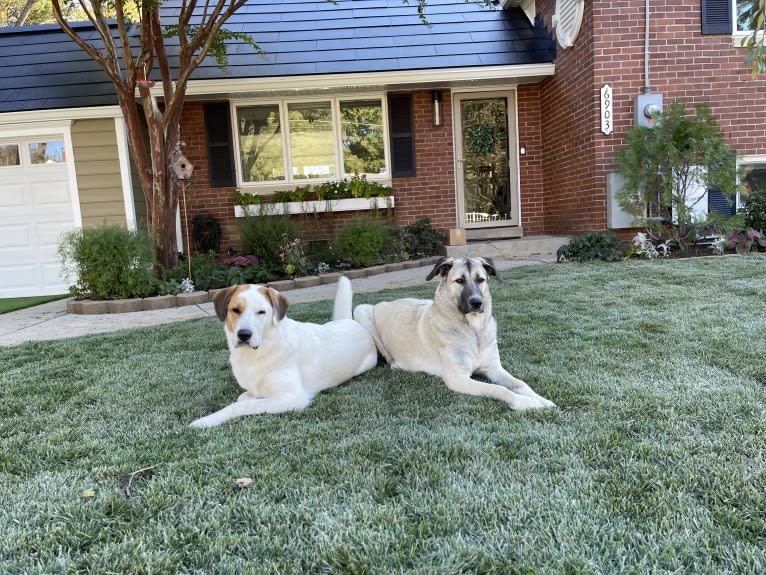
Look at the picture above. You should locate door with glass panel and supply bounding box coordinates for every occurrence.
[454,92,519,229]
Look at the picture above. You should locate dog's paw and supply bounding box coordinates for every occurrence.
[535,395,557,409]
[511,393,556,411]
[189,415,219,429]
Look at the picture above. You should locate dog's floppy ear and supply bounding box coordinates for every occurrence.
[479,257,503,282]
[426,257,454,281]
[213,286,238,321]
[263,287,289,326]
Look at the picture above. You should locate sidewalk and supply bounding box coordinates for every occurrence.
[0,256,554,347]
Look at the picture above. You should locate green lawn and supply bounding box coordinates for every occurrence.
[1,256,765,573]
[0,294,68,315]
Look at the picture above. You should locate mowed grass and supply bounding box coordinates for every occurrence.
[1,256,765,574]
[0,294,68,315]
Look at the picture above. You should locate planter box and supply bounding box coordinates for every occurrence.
[234,196,395,218]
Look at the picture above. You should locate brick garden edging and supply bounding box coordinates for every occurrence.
[66,256,442,315]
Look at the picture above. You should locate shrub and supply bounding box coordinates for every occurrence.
[238,214,297,275]
[278,236,309,278]
[613,100,737,248]
[222,255,272,285]
[336,217,401,268]
[725,228,766,254]
[402,217,446,258]
[741,188,766,233]
[58,224,156,299]
[187,251,228,291]
[556,231,627,263]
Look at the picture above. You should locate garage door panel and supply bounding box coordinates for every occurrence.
[0,183,25,207]
[31,183,71,205]
[0,264,38,288]
[0,224,32,248]
[38,222,71,248]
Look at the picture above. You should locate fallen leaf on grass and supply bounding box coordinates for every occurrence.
[236,477,253,488]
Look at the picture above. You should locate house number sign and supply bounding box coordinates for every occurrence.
[600,84,613,135]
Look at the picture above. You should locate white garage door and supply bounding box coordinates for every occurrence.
[0,136,76,298]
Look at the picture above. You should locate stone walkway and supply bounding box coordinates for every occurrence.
[0,256,555,347]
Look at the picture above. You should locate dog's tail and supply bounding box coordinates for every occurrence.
[332,276,354,321]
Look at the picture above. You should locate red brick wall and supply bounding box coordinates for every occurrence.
[538,0,601,235]
[537,0,766,236]
[391,89,457,232]
[177,91,457,255]
[178,101,240,253]
[517,83,546,234]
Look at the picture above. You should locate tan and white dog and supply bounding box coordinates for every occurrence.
[354,256,555,411]
[190,276,378,428]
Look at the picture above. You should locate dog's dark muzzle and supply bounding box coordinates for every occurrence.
[468,295,484,312]
[459,288,484,314]
[237,329,253,344]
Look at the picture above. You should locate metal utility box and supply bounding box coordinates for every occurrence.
[633,93,663,127]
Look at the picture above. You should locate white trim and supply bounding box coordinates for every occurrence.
[234,196,394,217]
[732,31,765,47]
[502,0,536,25]
[114,116,137,231]
[176,205,183,254]
[152,64,556,99]
[62,125,83,229]
[0,106,123,127]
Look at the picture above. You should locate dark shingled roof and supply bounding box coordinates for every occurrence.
[0,0,555,113]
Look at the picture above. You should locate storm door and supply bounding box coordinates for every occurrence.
[454,92,520,230]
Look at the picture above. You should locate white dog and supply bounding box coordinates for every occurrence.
[354,256,555,411]
[190,277,378,428]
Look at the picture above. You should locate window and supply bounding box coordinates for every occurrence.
[234,96,387,188]
[739,157,766,207]
[340,100,385,175]
[735,0,759,32]
[288,101,335,179]
[237,104,284,182]
[29,141,66,164]
[0,144,20,167]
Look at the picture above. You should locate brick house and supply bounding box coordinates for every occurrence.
[1,0,764,297]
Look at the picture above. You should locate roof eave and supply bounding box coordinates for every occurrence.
[150,63,555,99]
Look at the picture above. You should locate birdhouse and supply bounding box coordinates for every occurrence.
[172,154,194,180]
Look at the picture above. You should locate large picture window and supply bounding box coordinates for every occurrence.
[234,96,387,188]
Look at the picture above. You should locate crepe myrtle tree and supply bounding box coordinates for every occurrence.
[51,0,264,268]
[50,0,441,269]
[742,0,766,78]
[613,100,738,248]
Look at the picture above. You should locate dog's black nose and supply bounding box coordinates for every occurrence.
[237,329,252,343]
[468,296,483,310]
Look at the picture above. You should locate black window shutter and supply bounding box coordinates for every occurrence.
[388,94,416,178]
[708,188,736,217]
[203,102,235,188]
[701,0,732,34]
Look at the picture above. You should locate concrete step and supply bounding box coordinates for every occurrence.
[440,235,570,259]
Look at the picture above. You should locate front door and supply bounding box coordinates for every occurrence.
[454,91,520,231]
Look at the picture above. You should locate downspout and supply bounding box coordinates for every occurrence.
[643,0,651,93]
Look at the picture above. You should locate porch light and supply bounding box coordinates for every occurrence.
[432,90,443,127]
